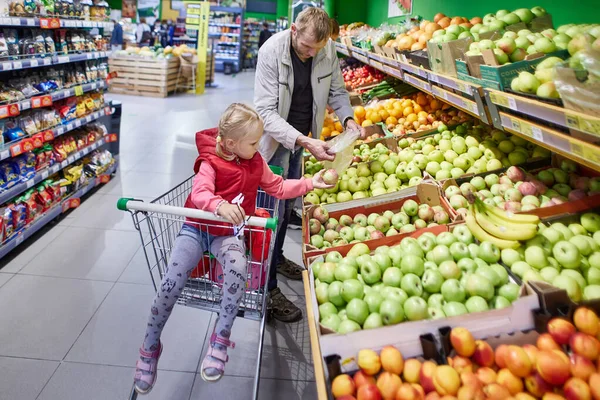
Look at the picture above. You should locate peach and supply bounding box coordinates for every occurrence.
[475,367,497,385]
[574,307,600,336]
[359,349,382,376]
[460,371,481,388]
[337,396,358,400]
[537,350,571,386]
[424,392,441,400]
[355,371,377,388]
[395,383,420,400]
[497,368,524,395]
[589,373,600,400]
[543,394,567,400]
[411,384,425,399]
[451,356,472,374]
[433,365,460,396]
[514,394,536,400]
[440,397,457,400]
[403,359,422,384]
[483,383,511,400]
[333,374,357,398]
[381,346,405,375]
[377,371,402,400]
[472,340,495,367]
[357,384,383,400]
[570,333,600,361]
[506,345,533,378]
[419,361,437,393]
[564,377,592,400]
[523,344,539,367]
[450,327,476,357]
[570,353,596,380]
[524,372,553,398]
[495,344,510,369]
[537,333,562,351]
[548,318,576,345]
[457,384,485,400]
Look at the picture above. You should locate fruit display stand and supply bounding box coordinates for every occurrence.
[108,55,181,98]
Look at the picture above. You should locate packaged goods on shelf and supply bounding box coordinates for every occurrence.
[8,0,111,20]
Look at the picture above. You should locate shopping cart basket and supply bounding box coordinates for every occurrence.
[117,168,281,400]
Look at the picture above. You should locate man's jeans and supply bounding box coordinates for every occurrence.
[267,145,304,291]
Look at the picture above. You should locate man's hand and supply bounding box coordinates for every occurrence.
[346,119,367,139]
[298,136,335,161]
[217,202,246,225]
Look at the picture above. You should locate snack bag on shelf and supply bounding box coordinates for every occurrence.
[2,206,14,240]
[1,162,20,190]
[11,200,27,230]
[23,190,41,223]
[36,185,53,211]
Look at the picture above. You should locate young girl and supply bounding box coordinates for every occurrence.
[134,103,332,393]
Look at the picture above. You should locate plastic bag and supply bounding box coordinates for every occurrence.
[555,49,600,119]
[322,127,361,176]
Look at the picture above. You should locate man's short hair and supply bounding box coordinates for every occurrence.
[330,18,339,37]
[295,7,331,42]
[263,22,269,28]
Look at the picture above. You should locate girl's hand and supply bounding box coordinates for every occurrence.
[312,170,335,189]
[218,202,246,225]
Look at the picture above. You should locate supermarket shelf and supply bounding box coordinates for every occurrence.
[0,51,109,72]
[402,73,432,94]
[0,135,112,205]
[0,16,113,29]
[209,6,243,13]
[0,107,110,162]
[209,32,239,37]
[0,159,118,260]
[486,89,600,138]
[334,43,349,56]
[209,23,241,28]
[217,42,239,46]
[430,84,489,124]
[12,79,106,112]
[398,61,429,80]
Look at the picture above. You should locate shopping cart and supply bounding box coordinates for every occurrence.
[117,168,281,400]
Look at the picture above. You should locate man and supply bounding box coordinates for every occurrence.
[110,19,123,51]
[254,7,365,322]
[258,21,272,49]
[330,18,340,42]
[136,18,152,46]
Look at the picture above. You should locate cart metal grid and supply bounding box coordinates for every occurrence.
[118,170,281,400]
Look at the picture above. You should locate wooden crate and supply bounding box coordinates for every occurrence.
[108,56,181,98]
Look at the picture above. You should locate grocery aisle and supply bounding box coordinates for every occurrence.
[0,72,315,400]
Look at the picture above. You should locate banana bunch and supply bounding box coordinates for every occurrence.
[465,199,540,249]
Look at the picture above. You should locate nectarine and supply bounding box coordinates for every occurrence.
[403,359,422,384]
[333,374,356,398]
[570,353,596,380]
[589,373,600,400]
[451,356,472,374]
[472,340,495,367]
[475,367,497,385]
[563,377,591,400]
[359,349,382,376]
[537,350,571,386]
[506,345,533,378]
[357,384,383,400]
[548,318,576,345]
[495,344,509,369]
[355,371,377,389]
[483,383,511,400]
[574,307,600,336]
[496,368,524,395]
[433,366,460,396]
[570,333,600,361]
[395,383,421,400]
[381,346,404,375]
[419,361,437,394]
[377,372,402,400]
[537,333,562,351]
[524,373,553,398]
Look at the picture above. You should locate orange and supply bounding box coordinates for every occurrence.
[416,95,428,106]
[385,116,398,126]
[413,104,423,113]
[335,121,343,132]
[430,99,441,111]
[321,127,331,137]
[393,101,403,110]
[403,107,414,117]
[354,106,366,118]
[370,113,382,123]
[406,113,418,123]
[378,110,390,120]
[389,108,402,118]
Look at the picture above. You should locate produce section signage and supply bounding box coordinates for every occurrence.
[185,1,209,95]
[388,0,412,18]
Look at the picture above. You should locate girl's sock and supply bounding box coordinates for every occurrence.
[204,235,247,377]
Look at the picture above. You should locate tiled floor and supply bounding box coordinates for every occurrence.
[0,72,314,400]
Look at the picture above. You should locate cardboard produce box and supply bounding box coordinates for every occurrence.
[427,37,473,78]
[529,280,600,317]
[301,182,455,264]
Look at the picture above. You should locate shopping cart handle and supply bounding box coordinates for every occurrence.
[116,197,279,231]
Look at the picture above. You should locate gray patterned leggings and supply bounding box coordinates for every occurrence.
[142,224,247,353]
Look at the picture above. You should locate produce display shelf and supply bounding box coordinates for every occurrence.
[0,51,109,72]
[0,159,117,260]
[398,60,429,80]
[427,70,479,97]
[0,17,113,29]
[367,51,397,67]
[303,270,328,400]
[0,134,111,205]
[486,89,600,138]
[334,43,350,56]
[498,111,600,172]
[0,106,110,162]
[402,72,432,94]
[11,79,106,112]
[430,84,489,123]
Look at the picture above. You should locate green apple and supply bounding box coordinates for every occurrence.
[570,235,593,256]
[346,298,369,325]
[490,264,509,285]
[476,265,501,287]
[382,267,403,288]
[450,242,470,261]
[523,269,543,283]
[561,269,586,291]
[404,296,429,321]
[553,241,581,269]
[364,292,384,313]
[501,248,522,267]
[540,267,560,283]
[401,254,425,277]
[581,212,600,233]
[428,293,445,308]
[453,225,474,244]
[341,279,364,303]
[491,296,511,309]
[437,232,458,247]
[319,302,338,319]
[424,261,438,271]
[594,232,600,247]
[326,251,343,263]
[381,286,409,305]
[401,238,425,258]
[328,281,346,307]
[511,261,532,277]
[361,260,382,285]
[541,227,564,245]
[422,269,444,293]
[389,246,405,267]
[586,267,600,285]
[479,242,500,263]
[525,246,549,270]
[315,282,329,304]
[428,307,446,319]
[311,262,323,278]
[380,299,405,325]
[321,314,341,331]
[465,296,490,313]
[439,260,462,280]
[337,319,362,333]
[458,258,478,274]
[363,312,384,329]
[318,262,336,283]
[418,235,436,253]
[443,301,468,317]
[552,275,582,302]
[429,245,453,265]
[468,243,480,259]
[339,256,358,270]
[498,283,520,302]
[335,264,358,281]
[401,273,423,297]
[441,279,466,303]
[552,223,574,241]
[583,285,600,300]
[466,274,495,301]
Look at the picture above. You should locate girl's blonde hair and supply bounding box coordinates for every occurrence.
[216,103,264,161]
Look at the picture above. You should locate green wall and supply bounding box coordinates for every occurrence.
[246,11,276,21]
[334,0,367,25]
[364,0,599,28]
